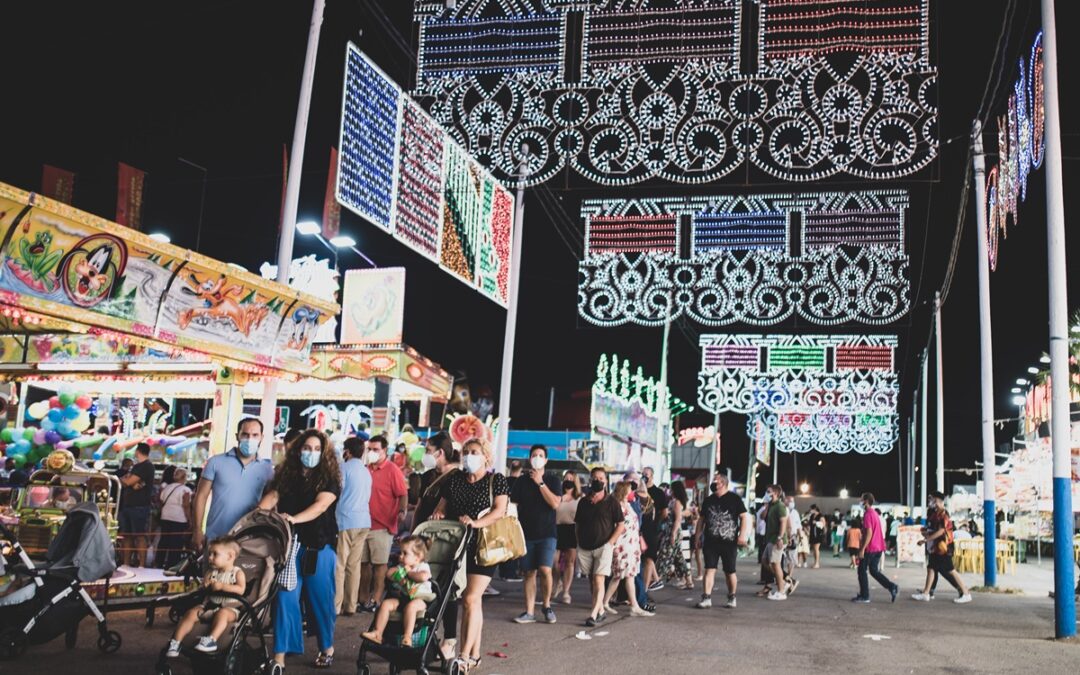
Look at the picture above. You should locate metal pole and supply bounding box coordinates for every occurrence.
[793,452,798,494]
[656,304,672,481]
[1040,0,1076,638]
[547,387,555,428]
[920,352,928,514]
[972,121,997,587]
[259,0,326,454]
[493,149,530,472]
[908,416,915,508]
[934,291,945,494]
[177,157,208,253]
[708,410,720,487]
[772,440,778,485]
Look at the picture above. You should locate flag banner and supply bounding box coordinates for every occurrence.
[322,147,341,239]
[41,165,75,204]
[116,162,146,230]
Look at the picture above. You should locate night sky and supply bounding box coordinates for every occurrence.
[4,1,1079,501]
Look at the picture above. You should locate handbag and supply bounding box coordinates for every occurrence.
[475,474,526,567]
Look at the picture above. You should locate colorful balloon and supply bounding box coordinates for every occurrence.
[48,396,61,409]
[58,392,75,407]
[27,401,50,420]
[11,454,26,468]
[33,429,47,445]
[64,404,81,420]
[1,428,13,443]
[75,395,93,410]
[71,414,91,433]
[44,430,61,445]
[47,409,63,423]
[21,428,35,442]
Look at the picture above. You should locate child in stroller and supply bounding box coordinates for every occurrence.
[361,536,434,646]
[165,536,247,657]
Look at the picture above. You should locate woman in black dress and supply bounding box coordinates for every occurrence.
[431,438,508,672]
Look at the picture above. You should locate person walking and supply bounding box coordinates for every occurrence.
[334,436,372,616]
[807,505,828,569]
[846,517,863,568]
[157,466,192,569]
[912,491,972,604]
[852,493,899,604]
[694,474,750,609]
[554,475,581,605]
[259,429,341,670]
[430,438,510,672]
[117,442,156,567]
[510,444,563,625]
[191,418,274,551]
[357,435,407,612]
[762,485,791,600]
[603,481,654,617]
[831,509,845,558]
[656,481,694,590]
[574,468,624,627]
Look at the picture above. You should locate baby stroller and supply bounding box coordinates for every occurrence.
[155,509,291,675]
[0,502,121,659]
[357,521,470,675]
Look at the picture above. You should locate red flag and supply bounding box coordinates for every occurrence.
[322,147,341,239]
[116,162,146,230]
[41,165,75,204]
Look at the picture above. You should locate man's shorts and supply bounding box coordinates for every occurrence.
[703,540,738,574]
[577,544,613,577]
[361,528,394,565]
[119,506,151,535]
[522,537,557,571]
[928,552,955,574]
[766,542,785,566]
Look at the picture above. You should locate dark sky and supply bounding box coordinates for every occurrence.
[4,1,1079,501]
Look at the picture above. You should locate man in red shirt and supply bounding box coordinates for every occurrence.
[357,435,407,611]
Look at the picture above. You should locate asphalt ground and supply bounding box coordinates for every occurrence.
[8,553,1079,674]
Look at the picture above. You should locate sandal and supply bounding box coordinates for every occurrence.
[466,656,482,671]
[314,652,334,668]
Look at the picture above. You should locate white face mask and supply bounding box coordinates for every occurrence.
[366,451,382,465]
[421,453,438,470]
[463,454,485,474]
[530,456,546,470]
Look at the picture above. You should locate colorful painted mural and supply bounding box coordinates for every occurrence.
[0,183,338,375]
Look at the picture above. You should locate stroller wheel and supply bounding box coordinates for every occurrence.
[0,628,28,659]
[168,605,183,625]
[356,665,371,675]
[156,666,173,675]
[97,630,122,654]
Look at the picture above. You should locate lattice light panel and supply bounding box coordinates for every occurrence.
[337,44,515,306]
[578,190,910,327]
[748,411,898,455]
[412,0,937,186]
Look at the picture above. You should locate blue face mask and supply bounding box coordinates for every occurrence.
[237,438,258,457]
[300,450,321,468]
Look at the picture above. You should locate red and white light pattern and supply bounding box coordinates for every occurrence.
[761,0,925,59]
[395,98,444,262]
[586,215,679,255]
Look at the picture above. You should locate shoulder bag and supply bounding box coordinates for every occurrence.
[476,474,526,567]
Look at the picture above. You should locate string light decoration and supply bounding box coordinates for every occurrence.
[578,189,910,327]
[336,44,515,306]
[748,410,898,455]
[986,31,1045,270]
[411,0,937,186]
[696,334,898,417]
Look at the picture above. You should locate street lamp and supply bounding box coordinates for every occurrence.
[1011,387,1022,394]
[148,232,170,243]
[329,235,357,248]
[1040,355,1052,364]
[294,220,376,268]
[1027,366,1040,375]
[296,220,321,235]
[839,488,849,499]
[1016,378,1028,386]
[800,482,809,494]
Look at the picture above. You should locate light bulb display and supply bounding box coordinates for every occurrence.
[592,352,685,449]
[986,31,1044,270]
[337,44,515,306]
[750,410,898,455]
[411,0,937,186]
[578,189,909,327]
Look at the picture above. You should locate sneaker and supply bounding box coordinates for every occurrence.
[584,616,597,627]
[725,595,737,609]
[911,592,931,602]
[597,613,607,623]
[630,606,655,617]
[851,596,871,604]
[953,594,973,604]
[890,586,899,603]
[603,604,618,615]
[766,591,787,601]
[359,601,378,613]
[648,581,665,592]
[560,593,572,605]
[695,595,712,609]
[194,636,219,653]
[503,576,523,583]
[786,579,799,596]
[642,603,657,613]
[541,607,557,624]
[484,586,501,596]
[165,639,181,658]
[513,612,536,624]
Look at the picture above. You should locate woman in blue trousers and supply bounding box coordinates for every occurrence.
[259,429,340,671]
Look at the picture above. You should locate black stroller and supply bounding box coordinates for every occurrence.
[0,502,121,659]
[358,520,471,675]
[155,508,291,675]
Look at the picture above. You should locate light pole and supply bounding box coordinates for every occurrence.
[177,157,207,253]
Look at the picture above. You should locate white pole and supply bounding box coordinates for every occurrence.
[772,439,778,486]
[493,149,530,472]
[656,304,672,481]
[1040,0,1076,638]
[258,0,325,455]
[920,352,928,514]
[972,121,997,587]
[934,291,945,494]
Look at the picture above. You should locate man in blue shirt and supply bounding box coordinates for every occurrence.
[191,418,274,551]
[335,436,372,615]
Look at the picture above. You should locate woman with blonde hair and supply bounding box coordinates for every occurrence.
[603,481,654,617]
[431,438,508,672]
[554,472,582,604]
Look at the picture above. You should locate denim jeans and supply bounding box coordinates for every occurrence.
[857,551,896,599]
[634,568,648,606]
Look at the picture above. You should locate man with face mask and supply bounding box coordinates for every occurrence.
[334,437,372,615]
[191,417,274,552]
[510,445,564,624]
[852,493,899,604]
[356,435,407,612]
[575,467,626,626]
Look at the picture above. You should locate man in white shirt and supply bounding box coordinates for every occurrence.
[335,437,372,615]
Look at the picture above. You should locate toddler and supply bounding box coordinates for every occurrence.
[361,536,433,647]
[166,536,247,657]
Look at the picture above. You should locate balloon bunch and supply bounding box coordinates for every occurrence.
[0,386,102,469]
[91,434,201,461]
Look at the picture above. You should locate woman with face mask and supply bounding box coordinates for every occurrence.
[431,438,509,672]
[259,429,341,671]
[554,473,582,604]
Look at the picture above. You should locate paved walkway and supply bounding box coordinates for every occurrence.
[11,554,1079,674]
